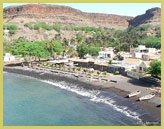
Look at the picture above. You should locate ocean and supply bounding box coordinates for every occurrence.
[3,72,152,126]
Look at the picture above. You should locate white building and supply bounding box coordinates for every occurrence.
[3,53,15,62]
[121,58,151,72]
[132,45,157,60]
[121,58,141,71]
[98,47,114,59]
[118,51,132,60]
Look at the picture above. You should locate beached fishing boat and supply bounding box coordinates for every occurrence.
[139,93,155,101]
[128,90,141,98]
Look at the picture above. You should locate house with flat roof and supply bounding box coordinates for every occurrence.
[3,53,16,62]
[98,47,114,59]
[132,45,158,60]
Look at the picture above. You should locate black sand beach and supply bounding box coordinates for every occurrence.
[3,66,161,125]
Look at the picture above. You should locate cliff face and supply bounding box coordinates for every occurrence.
[129,7,161,27]
[3,4,132,30]
[3,4,161,42]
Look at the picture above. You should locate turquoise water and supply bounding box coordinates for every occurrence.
[3,72,144,126]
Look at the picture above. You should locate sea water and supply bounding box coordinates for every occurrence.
[3,72,152,126]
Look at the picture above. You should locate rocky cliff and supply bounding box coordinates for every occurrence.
[129,7,161,27]
[3,4,161,42]
[3,4,133,30]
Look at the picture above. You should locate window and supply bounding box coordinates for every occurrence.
[107,54,111,58]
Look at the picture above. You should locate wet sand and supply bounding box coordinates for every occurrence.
[3,66,161,125]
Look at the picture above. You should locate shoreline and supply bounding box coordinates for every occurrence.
[3,66,161,125]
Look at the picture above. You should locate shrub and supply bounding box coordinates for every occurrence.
[24,23,34,29]
[7,24,17,30]
[52,25,62,32]
[72,67,76,71]
[34,24,40,30]
[103,71,107,75]
[147,60,161,77]
[77,67,81,71]
[114,71,120,75]
[48,63,53,67]
[3,25,7,30]
[108,60,112,64]
[97,71,100,75]
[9,30,16,35]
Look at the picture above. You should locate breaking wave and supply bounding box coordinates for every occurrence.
[41,80,144,125]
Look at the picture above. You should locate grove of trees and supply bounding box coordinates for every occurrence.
[11,41,63,61]
[4,24,161,60]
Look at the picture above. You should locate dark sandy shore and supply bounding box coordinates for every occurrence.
[3,66,161,125]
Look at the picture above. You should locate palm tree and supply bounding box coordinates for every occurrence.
[44,42,54,58]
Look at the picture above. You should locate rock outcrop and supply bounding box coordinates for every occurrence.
[3,4,161,42]
[3,4,133,30]
[129,7,161,27]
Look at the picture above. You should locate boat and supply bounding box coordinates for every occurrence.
[138,93,155,101]
[128,90,141,98]
[110,80,117,83]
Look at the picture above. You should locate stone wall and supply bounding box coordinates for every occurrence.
[73,61,126,75]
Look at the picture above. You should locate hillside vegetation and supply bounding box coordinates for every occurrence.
[4,23,161,59]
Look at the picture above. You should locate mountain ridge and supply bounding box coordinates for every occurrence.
[3,4,161,43]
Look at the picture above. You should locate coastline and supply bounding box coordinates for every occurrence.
[3,66,161,125]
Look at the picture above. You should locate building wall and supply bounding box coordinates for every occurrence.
[73,61,126,75]
[127,71,143,79]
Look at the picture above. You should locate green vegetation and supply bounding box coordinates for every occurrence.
[155,27,161,38]
[114,71,120,75]
[88,47,100,56]
[3,42,12,54]
[103,71,107,75]
[22,22,161,52]
[66,26,100,32]
[97,71,100,75]
[78,25,160,52]
[9,30,16,35]
[138,36,161,49]
[4,22,161,59]
[108,60,112,64]
[146,60,161,78]
[11,41,63,61]
[3,24,18,35]
[24,22,34,29]
[77,44,89,58]
[24,22,101,32]
[138,25,149,31]
[52,25,62,32]
[7,24,18,30]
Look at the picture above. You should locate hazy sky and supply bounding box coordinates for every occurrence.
[3,3,161,17]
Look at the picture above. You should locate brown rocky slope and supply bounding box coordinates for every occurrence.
[3,4,161,42]
[3,4,133,30]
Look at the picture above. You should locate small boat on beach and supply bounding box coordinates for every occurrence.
[110,80,117,83]
[138,93,155,101]
[128,90,141,98]
[39,72,45,75]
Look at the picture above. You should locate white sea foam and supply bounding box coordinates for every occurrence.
[41,80,144,125]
